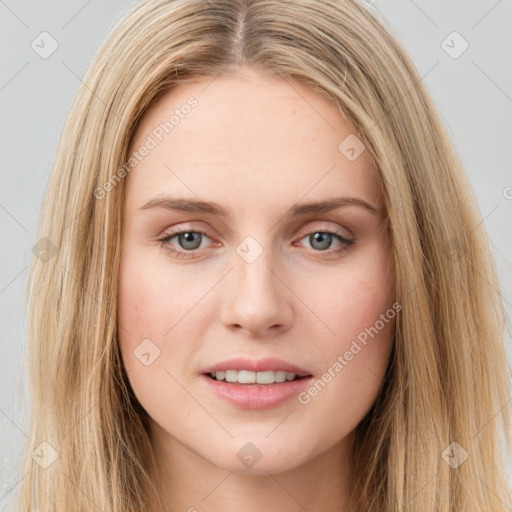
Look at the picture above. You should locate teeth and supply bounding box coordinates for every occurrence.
[256,370,275,384]
[238,370,256,384]
[225,370,238,383]
[275,371,287,383]
[210,370,298,384]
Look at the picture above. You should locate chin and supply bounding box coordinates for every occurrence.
[202,439,311,475]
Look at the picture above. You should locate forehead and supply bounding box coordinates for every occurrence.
[125,68,382,214]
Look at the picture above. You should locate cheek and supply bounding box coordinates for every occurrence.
[117,249,193,420]
[117,248,187,379]
[117,246,205,344]
[297,242,395,427]
[118,266,166,348]
[308,238,394,340]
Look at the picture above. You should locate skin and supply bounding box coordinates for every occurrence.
[117,65,396,512]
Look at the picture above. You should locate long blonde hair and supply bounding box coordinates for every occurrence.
[20,0,511,510]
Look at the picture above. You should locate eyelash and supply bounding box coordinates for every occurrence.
[158,227,354,260]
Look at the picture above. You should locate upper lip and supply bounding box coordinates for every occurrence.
[201,357,312,377]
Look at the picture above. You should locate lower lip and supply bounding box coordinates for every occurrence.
[200,374,314,410]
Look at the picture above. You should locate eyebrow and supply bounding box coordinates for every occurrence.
[138,195,381,217]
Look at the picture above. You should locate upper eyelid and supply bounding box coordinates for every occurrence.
[160,225,353,246]
[161,222,352,239]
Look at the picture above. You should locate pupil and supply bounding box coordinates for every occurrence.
[311,232,331,250]
[179,232,201,250]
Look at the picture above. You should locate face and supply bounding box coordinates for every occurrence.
[117,66,395,475]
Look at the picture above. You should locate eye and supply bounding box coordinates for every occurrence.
[158,230,212,259]
[158,226,354,260]
[296,228,354,254]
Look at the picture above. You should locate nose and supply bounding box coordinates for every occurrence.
[219,245,293,337]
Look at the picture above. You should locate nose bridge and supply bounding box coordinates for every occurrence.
[233,234,280,300]
[220,233,292,334]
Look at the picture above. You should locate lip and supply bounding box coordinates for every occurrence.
[200,357,311,377]
[200,374,314,410]
[200,357,313,410]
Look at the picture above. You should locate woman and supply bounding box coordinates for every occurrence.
[21,0,511,510]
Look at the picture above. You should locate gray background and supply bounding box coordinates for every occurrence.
[1,0,511,508]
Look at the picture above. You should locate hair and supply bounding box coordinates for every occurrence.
[19,0,511,510]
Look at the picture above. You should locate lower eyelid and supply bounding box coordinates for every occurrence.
[159,229,353,257]
[296,233,353,252]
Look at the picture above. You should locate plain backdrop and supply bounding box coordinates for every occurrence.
[1,0,511,508]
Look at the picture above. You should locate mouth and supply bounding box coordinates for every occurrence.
[200,360,314,410]
[200,357,313,409]
[205,369,311,385]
